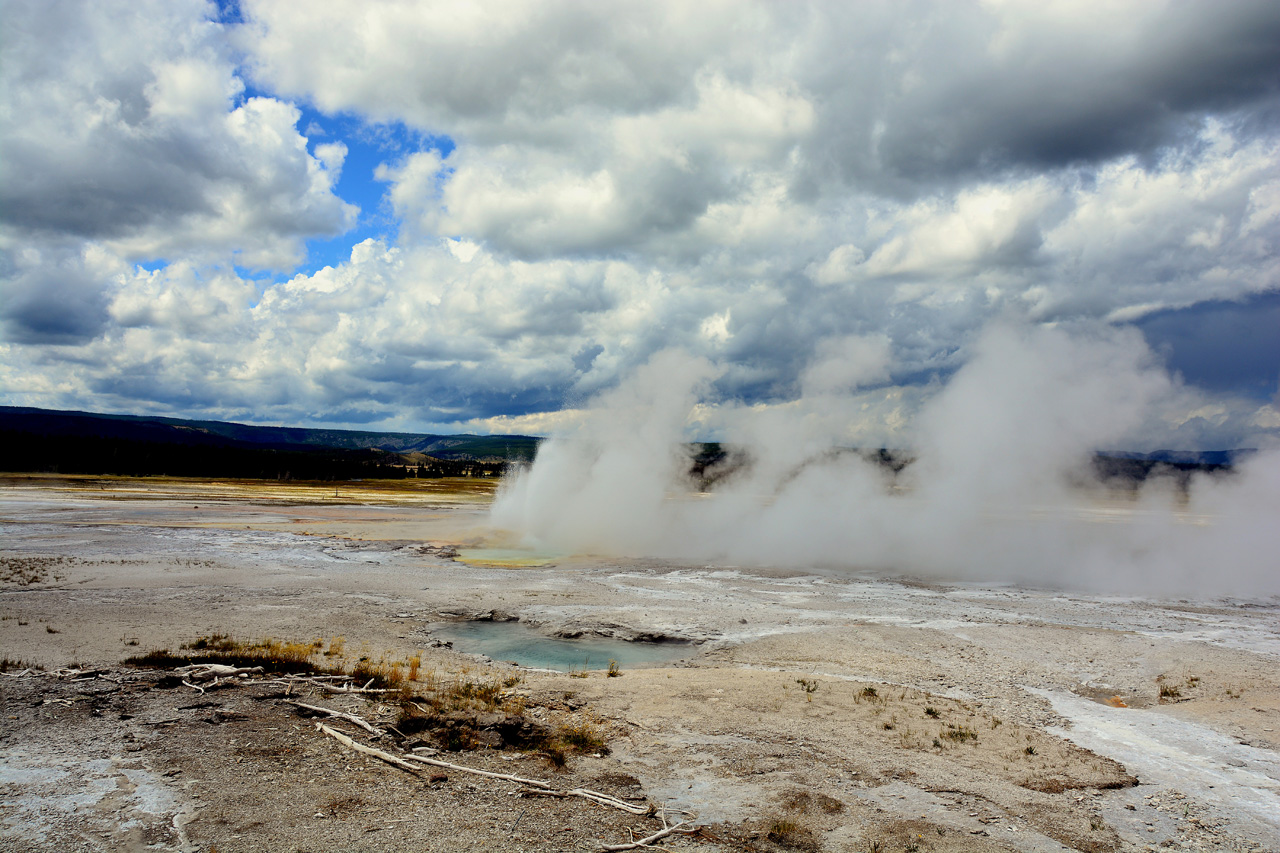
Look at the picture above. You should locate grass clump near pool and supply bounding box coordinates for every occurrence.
[123,633,612,765]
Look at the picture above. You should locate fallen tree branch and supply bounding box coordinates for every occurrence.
[402,754,551,788]
[176,664,264,681]
[316,723,419,773]
[318,682,392,694]
[49,667,108,680]
[569,788,653,815]
[596,821,694,851]
[181,679,205,694]
[286,700,381,735]
[516,786,652,816]
[316,728,655,818]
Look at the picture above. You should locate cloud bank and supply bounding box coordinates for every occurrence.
[1,0,1278,445]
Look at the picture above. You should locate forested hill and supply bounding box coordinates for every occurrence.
[0,406,541,480]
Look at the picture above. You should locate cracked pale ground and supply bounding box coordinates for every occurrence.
[1,476,1277,853]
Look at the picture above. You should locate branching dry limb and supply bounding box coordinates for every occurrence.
[176,664,263,681]
[402,754,551,788]
[595,821,694,851]
[286,700,382,735]
[316,723,419,773]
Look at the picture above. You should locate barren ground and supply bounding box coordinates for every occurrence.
[1,475,1277,853]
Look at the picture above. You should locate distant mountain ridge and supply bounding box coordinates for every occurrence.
[1097,448,1252,467]
[0,406,540,461]
[0,406,541,479]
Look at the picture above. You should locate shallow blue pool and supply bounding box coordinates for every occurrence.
[429,620,692,671]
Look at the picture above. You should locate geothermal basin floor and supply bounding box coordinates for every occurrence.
[1,477,1277,853]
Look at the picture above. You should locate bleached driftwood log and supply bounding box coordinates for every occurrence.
[318,681,392,694]
[176,664,264,681]
[286,700,382,735]
[570,788,653,815]
[49,667,108,680]
[317,727,658,818]
[517,786,652,815]
[316,723,419,772]
[401,754,651,814]
[595,821,694,851]
[402,753,551,788]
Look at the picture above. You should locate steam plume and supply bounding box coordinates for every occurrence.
[490,321,1280,596]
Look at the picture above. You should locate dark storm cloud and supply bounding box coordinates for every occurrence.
[799,0,1280,194]
[0,261,108,343]
[1136,292,1280,399]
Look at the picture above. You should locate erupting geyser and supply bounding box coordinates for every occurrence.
[491,320,1280,596]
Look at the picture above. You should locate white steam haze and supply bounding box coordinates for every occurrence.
[491,320,1280,597]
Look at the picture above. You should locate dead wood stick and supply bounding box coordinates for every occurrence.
[318,683,392,694]
[401,754,551,788]
[518,787,570,798]
[286,700,381,735]
[596,821,693,851]
[516,786,652,815]
[181,679,205,694]
[569,788,653,815]
[176,664,264,681]
[316,723,419,773]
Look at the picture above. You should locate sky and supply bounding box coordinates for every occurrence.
[1,0,1278,450]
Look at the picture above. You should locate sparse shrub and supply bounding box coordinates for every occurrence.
[1159,683,1181,701]
[924,706,940,718]
[442,726,475,751]
[766,818,818,851]
[0,657,43,672]
[860,686,878,699]
[557,720,606,753]
[796,678,819,701]
[783,791,812,812]
[540,744,567,769]
[782,790,845,815]
[1024,745,1037,756]
[941,725,977,743]
[607,659,621,678]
